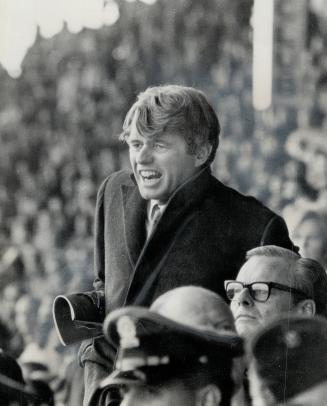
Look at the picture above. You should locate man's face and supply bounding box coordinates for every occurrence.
[293,218,326,263]
[230,256,295,339]
[127,123,201,204]
[120,381,196,406]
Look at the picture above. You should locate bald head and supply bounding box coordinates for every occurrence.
[151,286,235,333]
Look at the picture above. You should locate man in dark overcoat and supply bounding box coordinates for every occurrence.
[80,85,297,405]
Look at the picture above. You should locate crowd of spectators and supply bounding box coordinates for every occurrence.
[0,0,326,404]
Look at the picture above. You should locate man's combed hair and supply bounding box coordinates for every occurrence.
[246,245,300,262]
[121,85,220,165]
[292,258,327,317]
[246,245,327,317]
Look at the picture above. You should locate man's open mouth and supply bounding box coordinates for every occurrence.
[139,170,162,183]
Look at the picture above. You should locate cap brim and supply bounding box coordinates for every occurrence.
[100,369,144,390]
[0,372,37,399]
[103,306,243,357]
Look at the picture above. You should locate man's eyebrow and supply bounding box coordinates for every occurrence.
[153,135,172,143]
[127,136,143,142]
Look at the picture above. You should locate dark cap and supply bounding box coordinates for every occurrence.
[100,306,243,389]
[251,316,327,402]
[0,350,35,404]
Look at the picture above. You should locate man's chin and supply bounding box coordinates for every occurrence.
[137,184,169,203]
[138,188,159,201]
[235,319,259,340]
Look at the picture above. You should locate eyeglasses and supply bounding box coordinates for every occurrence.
[224,280,308,303]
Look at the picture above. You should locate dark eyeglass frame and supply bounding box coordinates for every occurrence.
[224,280,309,303]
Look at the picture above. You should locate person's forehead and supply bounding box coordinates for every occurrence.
[237,255,291,284]
[128,119,183,141]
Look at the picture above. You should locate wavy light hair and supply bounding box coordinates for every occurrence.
[120,85,220,165]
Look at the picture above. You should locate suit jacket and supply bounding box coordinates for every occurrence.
[80,167,297,405]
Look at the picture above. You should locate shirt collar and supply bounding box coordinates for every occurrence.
[147,200,167,221]
[145,165,210,217]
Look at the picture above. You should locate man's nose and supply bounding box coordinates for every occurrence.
[235,288,254,307]
[136,145,153,164]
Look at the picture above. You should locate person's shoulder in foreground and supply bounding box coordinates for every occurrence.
[250,315,327,406]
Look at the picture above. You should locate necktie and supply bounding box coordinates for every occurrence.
[148,204,161,237]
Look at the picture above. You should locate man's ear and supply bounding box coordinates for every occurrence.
[195,143,212,167]
[294,299,316,316]
[196,384,221,406]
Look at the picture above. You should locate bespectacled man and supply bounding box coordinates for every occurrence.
[225,245,327,406]
[225,245,327,342]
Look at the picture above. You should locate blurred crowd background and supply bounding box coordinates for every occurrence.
[0,0,326,404]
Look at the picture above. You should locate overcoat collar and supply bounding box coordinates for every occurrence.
[121,166,213,266]
[121,183,147,267]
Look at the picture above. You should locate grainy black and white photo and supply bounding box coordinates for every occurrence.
[0,0,326,405]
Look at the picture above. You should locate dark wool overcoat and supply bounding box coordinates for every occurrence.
[80,167,297,405]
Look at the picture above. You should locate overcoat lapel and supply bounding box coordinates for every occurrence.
[148,167,213,246]
[121,184,147,267]
[126,168,214,304]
